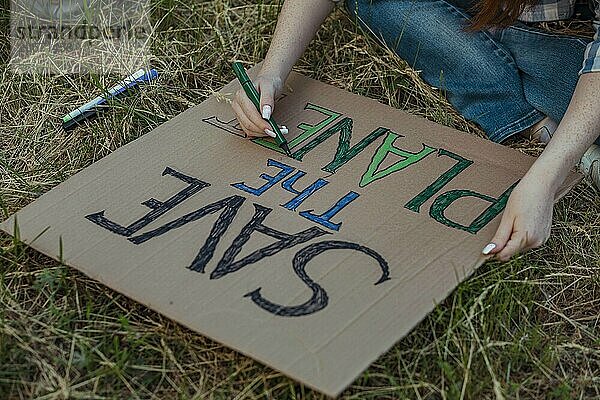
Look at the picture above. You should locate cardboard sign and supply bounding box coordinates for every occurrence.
[0,70,579,397]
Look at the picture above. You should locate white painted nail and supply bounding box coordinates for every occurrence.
[262,105,272,119]
[482,243,496,255]
[280,126,289,134]
[265,129,276,138]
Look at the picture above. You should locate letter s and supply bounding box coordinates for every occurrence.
[244,240,390,317]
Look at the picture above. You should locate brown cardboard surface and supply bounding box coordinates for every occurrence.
[0,69,581,397]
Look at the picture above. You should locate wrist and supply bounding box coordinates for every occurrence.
[258,68,285,90]
[260,59,289,82]
[521,160,566,194]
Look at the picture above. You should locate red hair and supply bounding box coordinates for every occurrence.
[469,0,540,30]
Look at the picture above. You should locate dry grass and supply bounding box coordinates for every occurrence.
[1,0,600,398]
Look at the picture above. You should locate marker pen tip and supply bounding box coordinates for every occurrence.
[281,142,291,156]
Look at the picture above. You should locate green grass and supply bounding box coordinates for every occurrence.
[1,0,600,398]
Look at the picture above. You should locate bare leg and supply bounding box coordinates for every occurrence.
[520,115,558,144]
[520,115,600,188]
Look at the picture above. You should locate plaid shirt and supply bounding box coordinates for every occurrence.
[518,0,600,74]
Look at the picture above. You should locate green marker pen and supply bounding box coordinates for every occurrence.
[232,62,291,156]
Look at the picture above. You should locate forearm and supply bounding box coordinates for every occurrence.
[261,0,334,79]
[525,72,600,191]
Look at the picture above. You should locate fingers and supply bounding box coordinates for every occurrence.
[482,212,514,256]
[259,81,275,120]
[522,234,546,252]
[495,232,527,261]
[233,90,271,137]
[484,224,547,262]
[231,100,267,138]
[481,213,536,262]
[480,185,553,262]
[232,86,290,139]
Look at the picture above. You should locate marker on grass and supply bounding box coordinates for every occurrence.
[62,68,159,130]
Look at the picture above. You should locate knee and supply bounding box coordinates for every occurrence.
[345,0,430,36]
[344,0,461,52]
[343,0,514,78]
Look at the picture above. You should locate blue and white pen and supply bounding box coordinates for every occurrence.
[62,68,159,130]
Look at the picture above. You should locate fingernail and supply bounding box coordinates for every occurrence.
[281,126,289,134]
[262,105,272,119]
[482,243,496,255]
[265,129,276,138]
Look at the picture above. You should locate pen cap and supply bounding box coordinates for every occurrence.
[141,68,159,82]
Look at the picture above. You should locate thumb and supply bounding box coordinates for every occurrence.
[258,82,275,120]
[482,213,513,255]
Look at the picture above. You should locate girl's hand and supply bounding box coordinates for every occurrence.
[231,73,284,138]
[483,73,600,262]
[229,0,334,138]
[482,178,555,261]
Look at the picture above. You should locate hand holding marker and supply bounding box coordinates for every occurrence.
[231,62,291,156]
[62,68,159,130]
